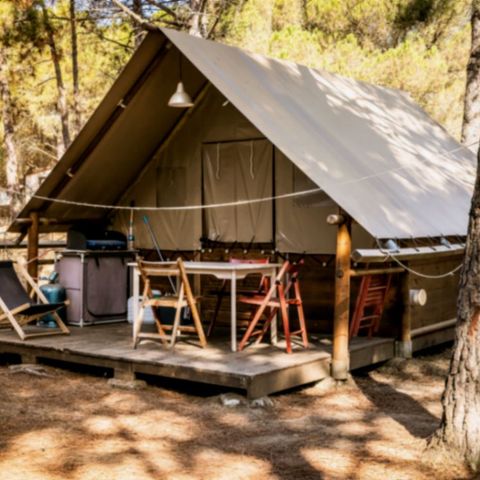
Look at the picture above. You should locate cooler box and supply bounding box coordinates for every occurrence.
[55,251,133,326]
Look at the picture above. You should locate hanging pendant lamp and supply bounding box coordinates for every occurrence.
[168,81,194,108]
[168,52,194,108]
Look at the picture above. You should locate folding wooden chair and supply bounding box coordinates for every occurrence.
[207,257,270,337]
[238,260,308,354]
[133,258,207,349]
[0,260,70,340]
[350,274,392,338]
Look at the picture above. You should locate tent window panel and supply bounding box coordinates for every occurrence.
[202,140,273,243]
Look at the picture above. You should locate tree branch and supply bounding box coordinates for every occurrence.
[207,0,227,39]
[109,0,160,32]
[82,27,134,50]
[144,0,179,20]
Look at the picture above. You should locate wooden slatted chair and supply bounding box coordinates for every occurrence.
[133,258,207,349]
[350,274,392,338]
[0,260,70,340]
[238,260,308,354]
[207,257,270,337]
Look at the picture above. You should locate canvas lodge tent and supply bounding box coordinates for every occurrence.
[6,28,476,393]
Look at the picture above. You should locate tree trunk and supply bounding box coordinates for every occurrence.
[132,0,145,47]
[0,47,21,215]
[189,0,208,37]
[40,0,70,157]
[461,1,480,152]
[435,4,480,467]
[70,0,81,135]
[432,146,480,470]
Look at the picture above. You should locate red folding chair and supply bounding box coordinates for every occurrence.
[238,260,308,354]
[207,257,270,337]
[350,274,392,338]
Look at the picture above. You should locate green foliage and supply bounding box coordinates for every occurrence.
[225,0,276,54]
[273,0,305,30]
[0,0,132,186]
[0,0,473,193]
[221,0,470,138]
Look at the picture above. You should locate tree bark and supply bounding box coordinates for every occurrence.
[461,1,480,152]
[40,0,71,157]
[0,47,21,214]
[206,0,227,39]
[70,0,81,135]
[189,0,208,38]
[132,0,145,47]
[434,4,480,467]
[432,145,480,470]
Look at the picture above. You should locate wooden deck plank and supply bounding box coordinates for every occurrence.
[0,323,396,398]
[412,327,454,352]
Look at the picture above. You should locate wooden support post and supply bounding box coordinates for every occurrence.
[114,365,136,382]
[27,211,39,282]
[397,272,413,358]
[193,250,202,312]
[332,213,351,380]
[21,352,37,364]
[108,364,147,390]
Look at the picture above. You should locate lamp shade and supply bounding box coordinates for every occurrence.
[168,81,194,108]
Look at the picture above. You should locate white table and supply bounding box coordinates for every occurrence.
[129,261,280,352]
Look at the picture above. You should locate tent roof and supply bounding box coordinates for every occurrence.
[13,28,475,239]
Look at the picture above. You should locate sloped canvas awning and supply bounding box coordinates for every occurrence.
[12,28,476,240]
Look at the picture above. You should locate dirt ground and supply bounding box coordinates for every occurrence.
[0,347,476,480]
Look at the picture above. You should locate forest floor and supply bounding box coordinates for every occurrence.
[0,345,477,480]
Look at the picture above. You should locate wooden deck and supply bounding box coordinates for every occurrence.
[0,323,397,398]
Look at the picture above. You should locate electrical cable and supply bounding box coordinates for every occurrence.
[374,238,463,279]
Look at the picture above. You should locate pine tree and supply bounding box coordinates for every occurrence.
[431,1,480,470]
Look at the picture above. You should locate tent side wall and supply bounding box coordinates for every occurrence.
[371,253,461,342]
[112,87,374,254]
[409,255,460,331]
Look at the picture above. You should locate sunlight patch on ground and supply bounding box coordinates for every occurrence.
[365,439,421,463]
[83,416,120,435]
[335,419,375,437]
[191,449,273,480]
[356,461,427,480]
[98,391,150,412]
[366,416,407,439]
[0,429,72,480]
[82,437,131,456]
[119,411,197,441]
[0,464,66,480]
[215,411,250,428]
[73,457,165,480]
[82,410,197,443]
[7,428,65,459]
[302,447,354,478]
[135,439,180,470]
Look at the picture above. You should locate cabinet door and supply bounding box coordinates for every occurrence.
[85,256,128,320]
[55,256,84,324]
